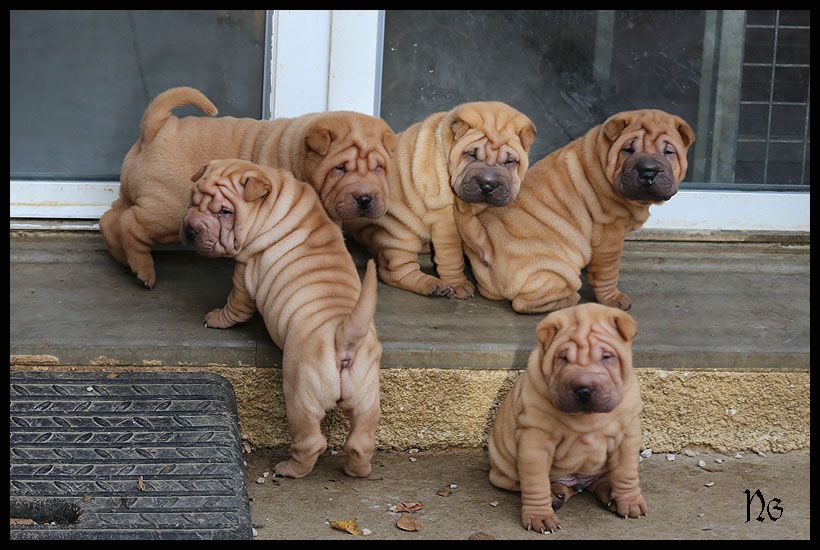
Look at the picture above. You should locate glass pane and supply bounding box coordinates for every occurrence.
[10,10,266,180]
[380,9,810,190]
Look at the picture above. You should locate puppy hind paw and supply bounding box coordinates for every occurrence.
[596,290,632,311]
[203,308,235,329]
[611,494,648,518]
[273,459,311,479]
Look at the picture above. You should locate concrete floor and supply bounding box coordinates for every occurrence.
[245,448,809,540]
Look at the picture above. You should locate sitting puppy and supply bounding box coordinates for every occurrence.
[182,158,382,479]
[101,86,397,288]
[458,109,694,313]
[344,102,535,299]
[488,303,645,533]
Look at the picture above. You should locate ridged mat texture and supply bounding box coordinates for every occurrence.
[9,372,252,540]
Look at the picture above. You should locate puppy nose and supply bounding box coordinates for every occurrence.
[474,173,502,195]
[183,226,198,243]
[354,194,373,209]
[573,386,594,403]
[636,160,663,185]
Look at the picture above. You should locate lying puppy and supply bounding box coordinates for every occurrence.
[345,102,535,298]
[182,158,382,479]
[488,303,645,533]
[458,109,695,313]
[101,86,397,288]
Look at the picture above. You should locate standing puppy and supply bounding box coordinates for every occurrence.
[101,86,396,288]
[345,102,535,298]
[488,303,645,532]
[459,109,694,313]
[182,159,382,479]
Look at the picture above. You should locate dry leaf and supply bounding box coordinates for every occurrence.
[137,476,145,491]
[106,373,118,379]
[436,489,451,497]
[468,532,495,540]
[396,515,423,532]
[82,494,93,503]
[393,501,423,513]
[329,518,362,536]
[10,518,36,525]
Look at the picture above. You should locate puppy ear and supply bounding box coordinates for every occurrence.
[382,129,398,155]
[450,119,471,142]
[675,118,696,148]
[535,315,561,351]
[190,164,207,183]
[518,121,537,152]
[242,175,272,202]
[601,113,633,143]
[611,310,638,342]
[305,126,336,156]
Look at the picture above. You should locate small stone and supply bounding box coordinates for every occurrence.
[252,527,258,537]
[408,448,419,454]
[756,451,765,457]
[715,458,724,464]
[330,450,339,456]
[684,450,697,457]
[256,477,265,484]
[242,441,252,454]
[86,387,93,391]
[262,472,270,478]
[697,460,707,468]
[735,452,743,459]
[704,482,714,487]
[638,456,644,463]
[489,501,499,507]
[727,408,737,416]
[666,454,676,461]
[449,484,458,489]
[362,528,372,536]
[409,457,417,462]
[697,513,704,518]
[640,449,652,458]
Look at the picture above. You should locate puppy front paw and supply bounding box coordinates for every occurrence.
[610,493,647,518]
[274,458,311,479]
[132,266,156,289]
[445,279,475,299]
[521,506,561,533]
[203,308,235,329]
[596,289,632,311]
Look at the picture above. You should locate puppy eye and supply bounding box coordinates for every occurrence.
[464,148,478,159]
[374,164,385,173]
[601,352,615,361]
[663,144,677,156]
[335,164,347,173]
[218,208,232,217]
[622,142,636,155]
[503,154,518,166]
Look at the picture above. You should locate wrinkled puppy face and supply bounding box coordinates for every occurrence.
[536,304,637,414]
[303,112,397,222]
[446,102,536,207]
[601,109,695,203]
[181,159,272,258]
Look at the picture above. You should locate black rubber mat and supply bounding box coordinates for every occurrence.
[9,371,252,539]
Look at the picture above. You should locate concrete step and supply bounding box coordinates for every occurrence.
[243,447,810,540]
[10,231,810,454]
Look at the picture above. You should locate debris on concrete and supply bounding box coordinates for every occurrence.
[715,458,724,464]
[409,457,417,462]
[242,441,252,454]
[469,532,495,540]
[697,460,707,469]
[390,502,423,513]
[256,477,265,484]
[684,450,698,457]
[640,449,652,458]
[396,516,423,532]
[449,483,458,489]
[252,527,257,537]
[408,448,419,454]
[362,528,372,536]
[330,450,339,456]
[704,482,714,487]
[436,488,451,497]
[735,452,743,459]
[489,501,499,507]
[262,472,270,478]
[666,454,676,461]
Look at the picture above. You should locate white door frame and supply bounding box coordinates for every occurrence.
[9,9,810,233]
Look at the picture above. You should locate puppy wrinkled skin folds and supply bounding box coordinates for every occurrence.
[344,101,535,300]
[458,109,695,313]
[182,159,382,479]
[488,303,646,531]
[101,86,396,288]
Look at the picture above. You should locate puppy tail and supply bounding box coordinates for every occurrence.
[335,260,378,368]
[139,86,218,145]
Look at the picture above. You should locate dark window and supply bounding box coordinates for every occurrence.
[10,10,267,180]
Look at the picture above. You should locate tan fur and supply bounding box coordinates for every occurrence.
[100,86,396,288]
[488,303,645,531]
[458,109,695,313]
[344,102,535,299]
[182,159,382,479]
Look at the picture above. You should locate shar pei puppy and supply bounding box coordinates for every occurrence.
[101,86,397,288]
[182,158,382,479]
[457,109,695,313]
[344,101,536,298]
[488,303,645,532]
